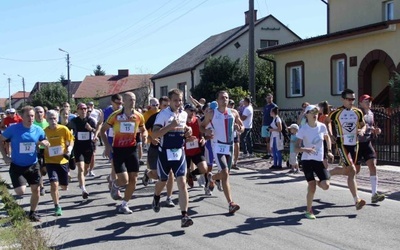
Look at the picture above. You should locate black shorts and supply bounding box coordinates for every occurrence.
[46,163,69,186]
[9,163,40,188]
[186,153,206,169]
[356,141,376,164]
[113,146,140,174]
[302,160,329,182]
[147,145,159,170]
[73,146,94,164]
[136,133,142,144]
[336,142,358,167]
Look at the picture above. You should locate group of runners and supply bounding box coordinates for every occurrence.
[0,87,385,225]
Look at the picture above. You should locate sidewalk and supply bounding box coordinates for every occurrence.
[237,156,400,202]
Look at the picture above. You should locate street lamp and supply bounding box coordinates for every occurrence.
[59,48,71,104]
[3,73,11,109]
[17,74,26,106]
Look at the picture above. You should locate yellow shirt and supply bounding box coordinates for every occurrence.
[143,108,159,137]
[44,125,74,164]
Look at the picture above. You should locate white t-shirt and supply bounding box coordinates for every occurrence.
[154,107,187,149]
[296,122,328,161]
[89,109,102,126]
[242,105,253,129]
[270,116,284,150]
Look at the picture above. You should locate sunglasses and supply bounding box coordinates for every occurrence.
[307,109,318,115]
[151,104,159,107]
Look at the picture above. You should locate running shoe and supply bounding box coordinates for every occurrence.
[228,202,240,214]
[82,190,89,199]
[262,154,271,159]
[181,215,194,228]
[187,174,194,188]
[197,175,205,187]
[55,207,63,216]
[355,199,366,210]
[40,187,45,196]
[215,180,223,192]
[231,164,240,170]
[88,171,95,177]
[165,197,175,208]
[294,169,299,174]
[110,182,122,200]
[142,169,150,187]
[288,169,295,173]
[28,211,41,222]
[139,160,145,165]
[207,173,215,192]
[152,198,160,213]
[204,187,212,196]
[371,193,385,203]
[305,211,316,220]
[118,204,133,214]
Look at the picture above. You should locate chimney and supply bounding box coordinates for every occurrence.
[245,10,257,25]
[118,69,129,77]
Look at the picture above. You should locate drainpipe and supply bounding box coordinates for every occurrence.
[258,54,277,101]
[190,69,195,96]
[320,0,329,34]
[151,79,156,97]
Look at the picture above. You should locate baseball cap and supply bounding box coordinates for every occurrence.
[359,94,374,103]
[9,108,16,113]
[184,103,196,111]
[228,99,235,105]
[305,105,318,114]
[288,124,299,130]
[87,101,94,106]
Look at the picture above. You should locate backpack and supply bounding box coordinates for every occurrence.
[275,118,290,144]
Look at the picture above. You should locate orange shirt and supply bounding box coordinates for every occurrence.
[106,108,144,147]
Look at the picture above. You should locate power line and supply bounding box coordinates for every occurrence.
[0,56,64,62]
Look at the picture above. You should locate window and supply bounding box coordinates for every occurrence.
[177,82,187,103]
[160,86,168,97]
[285,61,304,97]
[260,40,279,48]
[331,54,347,95]
[385,1,394,20]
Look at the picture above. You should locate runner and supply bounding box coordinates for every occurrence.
[68,103,98,199]
[0,106,50,221]
[295,105,334,219]
[151,88,194,228]
[228,99,240,170]
[87,101,104,177]
[200,90,244,214]
[101,92,147,214]
[102,94,122,191]
[326,89,366,210]
[141,96,176,207]
[33,106,49,196]
[44,109,74,216]
[356,94,385,203]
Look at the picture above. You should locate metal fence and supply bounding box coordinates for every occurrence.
[252,107,400,166]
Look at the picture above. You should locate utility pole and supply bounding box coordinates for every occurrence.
[3,73,11,109]
[17,75,26,106]
[59,48,71,104]
[248,0,256,103]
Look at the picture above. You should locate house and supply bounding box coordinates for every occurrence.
[11,91,30,109]
[257,0,400,108]
[0,98,7,112]
[74,69,153,109]
[151,11,301,102]
[29,81,82,103]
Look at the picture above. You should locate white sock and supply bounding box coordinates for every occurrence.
[354,196,359,203]
[81,186,87,192]
[370,175,378,195]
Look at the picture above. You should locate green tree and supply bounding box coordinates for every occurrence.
[28,83,68,109]
[93,65,106,76]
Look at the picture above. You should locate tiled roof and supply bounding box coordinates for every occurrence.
[11,91,30,99]
[152,14,300,80]
[0,98,7,108]
[74,74,153,99]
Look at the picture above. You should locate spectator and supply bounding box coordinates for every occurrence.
[287,124,300,174]
[240,97,254,158]
[269,107,284,170]
[297,102,310,127]
[261,93,277,159]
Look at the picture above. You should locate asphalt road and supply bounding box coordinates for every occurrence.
[0,151,399,250]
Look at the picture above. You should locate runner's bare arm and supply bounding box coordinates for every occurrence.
[232,109,244,133]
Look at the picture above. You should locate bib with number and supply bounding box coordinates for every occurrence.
[216,143,231,155]
[120,122,135,134]
[49,146,63,157]
[185,139,199,150]
[19,142,35,154]
[108,128,114,137]
[77,132,90,141]
[167,148,182,161]
[343,134,356,145]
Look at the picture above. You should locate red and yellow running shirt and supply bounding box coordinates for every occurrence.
[44,125,74,164]
[106,108,144,147]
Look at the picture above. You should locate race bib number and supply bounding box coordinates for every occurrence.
[120,122,135,133]
[49,146,63,157]
[19,142,35,154]
[186,139,199,150]
[344,134,356,145]
[167,148,182,161]
[216,143,231,155]
[77,132,90,141]
[108,128,114,137]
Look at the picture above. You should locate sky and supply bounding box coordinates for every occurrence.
[0,0,327,99]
